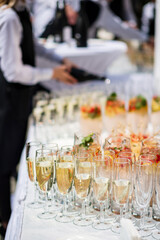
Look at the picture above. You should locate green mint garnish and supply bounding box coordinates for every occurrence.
[79,133,94,149]
[114,147,122,151]
[107,92,117,101]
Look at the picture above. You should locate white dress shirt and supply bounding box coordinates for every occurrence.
[0,4,63,85]
[141,2,155,35]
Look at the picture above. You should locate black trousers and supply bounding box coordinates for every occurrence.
[0,70,33,222]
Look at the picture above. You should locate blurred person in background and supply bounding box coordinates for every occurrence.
[130,0,150,27]
[31,0,147,42]
[30,0,79,38]
[141,0,155,48]
[109,0,137,28]
[0,0,77,236]
[87,0,148,41]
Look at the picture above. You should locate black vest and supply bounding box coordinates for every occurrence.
[0,8,35,174]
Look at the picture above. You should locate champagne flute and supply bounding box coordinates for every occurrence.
[134,160,153,237]
[42,143,62,211]
[36,149,56,219]
[77,149,98,218]
[112,158,132,234]
[60,146,79,216]
[92,154,112,230]
[73,154,93,226]
[60,145,74,160]
[55,150,75,223]
[26,141,43,208]
[137,154,156,228]
[152,163,160,239]
[118,151,135,222]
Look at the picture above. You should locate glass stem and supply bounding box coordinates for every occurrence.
[33,182,37,202]
[99,203,104,223]
[148,206,152,220]
[120,206,124,221]
[81,199,87,219]
[63,196,68,215]
[44,192,48,213]
[140,210,145,230]
[52,186,55,205]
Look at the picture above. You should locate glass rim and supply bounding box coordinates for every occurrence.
[36,148,52,153]
[139,153,156,160]
[42,143,58,149]
[74,153,92,158]
[118,151,134,156]
[114,157,131,164]
[135,160,153,166]
[26,141,41,146]
[78,148,96,153]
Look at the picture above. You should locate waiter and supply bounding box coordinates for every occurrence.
[0,0,77,235]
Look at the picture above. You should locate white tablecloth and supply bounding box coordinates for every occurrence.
[5,125,119,240]
[37,39,127,91]
[5,124,157,240]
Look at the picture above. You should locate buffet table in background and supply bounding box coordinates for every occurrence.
[37,39,127,91]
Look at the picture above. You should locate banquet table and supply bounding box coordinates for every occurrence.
[37,39,127,91]
[5,124,158,240]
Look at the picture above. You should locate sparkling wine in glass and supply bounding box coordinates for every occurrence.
[134,160,153,238]
[36,148,56,219]
[92,154,112,230]
[117,151,135,222]
[42,143,61,211]
[73,154,93,226]
[112,158,132,234]
[26,141,43,208]
[55,150,75,223]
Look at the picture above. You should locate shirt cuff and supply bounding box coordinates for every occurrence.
[33,68,53,83]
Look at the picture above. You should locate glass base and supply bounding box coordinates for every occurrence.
[92,219,112,230]
[66,204,80,216]
[152,230,160,239]
[111,223,121,234]
[73,216,92,226]
[85,206,97,219]
[137,228,152,238]
[145,218,156,228]
[104,211,116,223]
[37,211,56,219]
[136,219,155,229]
[55,213,74,223]
[48,201,62,212]
[27,201,44,209]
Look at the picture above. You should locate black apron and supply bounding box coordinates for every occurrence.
[0,8,35,175]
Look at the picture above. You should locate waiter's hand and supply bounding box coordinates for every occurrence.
[52,65,77,85]
[62,58,78,71]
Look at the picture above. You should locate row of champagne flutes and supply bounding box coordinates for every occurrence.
[26,134,160,239]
